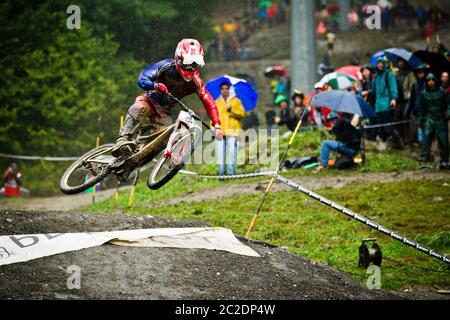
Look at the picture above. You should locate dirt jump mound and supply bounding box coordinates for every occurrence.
[0,210,400,300]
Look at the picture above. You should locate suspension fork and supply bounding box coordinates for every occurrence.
[164,120,189,158]
[163,125,178,158]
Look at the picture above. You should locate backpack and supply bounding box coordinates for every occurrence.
[334,154,357,170]
[281,157,318,170]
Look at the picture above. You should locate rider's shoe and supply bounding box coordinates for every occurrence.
[111,137,136,158]
[112,109,143,158]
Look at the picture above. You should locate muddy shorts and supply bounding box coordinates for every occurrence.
[131,93,174,132]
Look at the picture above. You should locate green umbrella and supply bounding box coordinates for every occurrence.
[259,0,271,8]
[274,94,288,105]
[318,72,359,90]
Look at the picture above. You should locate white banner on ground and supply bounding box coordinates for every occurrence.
[0,227,260,266]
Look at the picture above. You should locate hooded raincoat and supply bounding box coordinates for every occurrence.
[418,73,450,162]
[371,58,399,113]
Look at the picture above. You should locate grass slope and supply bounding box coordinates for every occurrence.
[85,174,450,291]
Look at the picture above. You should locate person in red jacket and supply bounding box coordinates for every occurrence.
[308,82,332,128]
[2,163,22,198]
[112,39,223,158]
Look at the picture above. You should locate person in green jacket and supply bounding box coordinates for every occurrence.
[418,73,450,169]
[370,57,398,142]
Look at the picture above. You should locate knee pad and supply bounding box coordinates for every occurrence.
[128,103,150,122]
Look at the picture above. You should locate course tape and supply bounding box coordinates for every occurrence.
[0,119,411,162]
[363,120,412,130]
[0,152,78,162]
[292,120,412,131]
[179,170,277,179]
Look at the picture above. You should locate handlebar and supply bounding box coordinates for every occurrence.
[167,94,212,130]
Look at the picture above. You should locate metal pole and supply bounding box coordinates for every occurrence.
[127,169,140,209]
[338,0,351,32]
[92,136,100,204]
[361,126,366,163]
[291,0,317,95]
[114,115,124,209]
[245,109,308,237]
[273,174,450,265]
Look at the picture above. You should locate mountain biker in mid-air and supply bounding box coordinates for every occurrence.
[111,38,223,159]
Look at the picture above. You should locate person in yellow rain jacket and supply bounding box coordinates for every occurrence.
[215,82,246,176]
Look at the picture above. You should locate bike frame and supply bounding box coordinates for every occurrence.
[124,109,202,171]
[130,124,176,167]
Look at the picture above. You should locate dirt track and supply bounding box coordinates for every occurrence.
[0,210,403,300]
[0,188,126,212]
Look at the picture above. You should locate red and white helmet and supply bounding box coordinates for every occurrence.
[175,38,205,81]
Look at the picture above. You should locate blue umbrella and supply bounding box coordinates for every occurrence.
[310,90,376,118]
[205,75,259,111]
[370,48,422,69]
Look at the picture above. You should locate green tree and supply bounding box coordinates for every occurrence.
[77,0,214,61]
[1,28,141,155]
[0,0,214,194]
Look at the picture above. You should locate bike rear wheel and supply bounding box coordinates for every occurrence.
[60,144,115,194]
[147,125,201,190]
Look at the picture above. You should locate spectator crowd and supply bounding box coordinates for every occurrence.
[208,0,289,62]
[267,35,449,170]
[208,0,449,62]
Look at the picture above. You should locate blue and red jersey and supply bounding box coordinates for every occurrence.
[137,59,220,126]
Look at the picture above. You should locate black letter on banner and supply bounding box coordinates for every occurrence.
[44,234,63,240]
[10,235,39,248]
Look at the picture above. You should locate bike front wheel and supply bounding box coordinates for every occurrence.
[147,125,201,190]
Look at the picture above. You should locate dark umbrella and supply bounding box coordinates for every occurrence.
[235,72,252,81]
[370,48,422,69]
[310,90,376,118]
[414,50,450,77]
[264,66,287,78]
[235,72,257,90]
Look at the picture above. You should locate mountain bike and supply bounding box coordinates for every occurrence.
[60,95,208,194]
